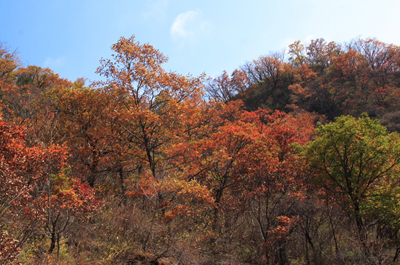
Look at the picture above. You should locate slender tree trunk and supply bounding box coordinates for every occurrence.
[48,232,56,253]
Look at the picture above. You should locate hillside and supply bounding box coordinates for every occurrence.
[1,37,400,264]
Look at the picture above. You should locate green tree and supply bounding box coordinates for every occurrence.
[306,114,400,262]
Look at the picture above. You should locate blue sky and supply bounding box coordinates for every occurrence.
[1,0,400,83]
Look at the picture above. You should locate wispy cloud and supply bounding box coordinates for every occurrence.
[170,10,211,44]
[44,56,67,69]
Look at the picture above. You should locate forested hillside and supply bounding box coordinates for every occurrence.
[208,38,400,127]
[1,36,400,264]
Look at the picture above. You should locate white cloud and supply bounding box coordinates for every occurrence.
[170,10,211,43]
[44,56,66,69]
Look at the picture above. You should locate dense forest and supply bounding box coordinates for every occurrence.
[1,36,400,264]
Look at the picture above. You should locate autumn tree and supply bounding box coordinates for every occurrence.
[47,82,128,191]
[0,64,73,146]
[0,117,67,263]
[0,43,19,83]
[287,38,400,121]
[239,53,295,111]
[205,69,248,102]
[169,100,316,263]
[287,39,344,119]
[96,35,205,181]
[241,110,314,264]
[288,39,340,73]
[40,166,99,254]
[5,33,400,264]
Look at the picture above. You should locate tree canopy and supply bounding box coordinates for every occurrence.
[2,36,400,264]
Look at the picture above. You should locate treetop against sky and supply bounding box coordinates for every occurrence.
[1,0,400,82]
